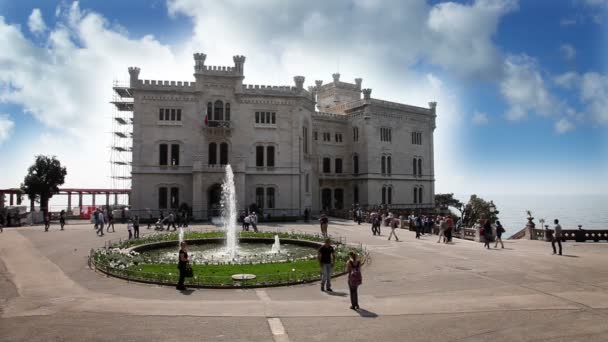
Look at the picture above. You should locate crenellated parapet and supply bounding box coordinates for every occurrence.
[241,84,301,96]
[293,76,305,90]
[136,79,197,91]
[192,52,245,77]
[362,88,372,100]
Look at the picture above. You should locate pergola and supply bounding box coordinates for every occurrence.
[0,188,131,212]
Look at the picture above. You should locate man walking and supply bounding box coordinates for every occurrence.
[96,209,105,236]
[388,215,400,241]
[552,219,563,255]
[318,238,335,292]
[133,215,140,239]
[319,214,329,238]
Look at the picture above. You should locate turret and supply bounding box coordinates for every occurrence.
[332,73,340,84]
[315,80,323,89]
[362,88,372,100]
[128,67,140,87]
[428,101,437,114]
[354,78,362,90]
[233,55,246,74]
[193,53,207,72]
[294,76,305,91]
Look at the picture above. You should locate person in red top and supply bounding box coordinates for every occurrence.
[446,216,454,243]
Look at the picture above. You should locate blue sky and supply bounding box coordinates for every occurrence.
[0,0,606,196]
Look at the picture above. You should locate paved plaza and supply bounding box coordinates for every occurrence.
[1,219,607,341]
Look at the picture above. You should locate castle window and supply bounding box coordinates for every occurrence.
[158,187,167,209]
[334,189,344,209]
[353,155,359,175]
[170,187,179,209]
[158,108,182,122]
[335,133,343,143]
[214,100,224,121]
[418,158,422,176]
[323,158,331,173]
[412,132,422,145]
[323,132,331,142]
[413,187,418,204]
[335,158,343,174]
[353,185,359,204]
[207,102,212,118]
[266,187,275,209]
[271,112,276,124]
[387,156,392,175]
[159,108,164,121]
[165,110,170,121]
[225,103,230,121]
[208,143,217,165]
[381,156,386,174]
[177,109,182,121]
[171,144,179,166]
[266,146,275,167]
[381,127,392,142]
[256,187,264,209]
[256,146,264,167]
[387,186,392,205]
[418,186,423,203]
[353,127,359,142]
[254,111,277,126]
[171,109,176,121]
[382,187,386,205]
[303,126,308,154]
[159,144,168,166]
[413,158,417,176]
[220,143,229,165]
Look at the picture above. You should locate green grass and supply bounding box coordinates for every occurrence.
[122,259,347,286]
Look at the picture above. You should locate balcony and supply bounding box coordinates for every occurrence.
[206,120,231,128]
[203,120,232,137]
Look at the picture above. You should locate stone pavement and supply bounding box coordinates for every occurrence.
[1,219,607,341]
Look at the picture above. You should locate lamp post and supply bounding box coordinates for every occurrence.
[489,201,496,222]
[539,218,545,240]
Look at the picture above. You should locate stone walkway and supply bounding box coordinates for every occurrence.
[1,219,607,341]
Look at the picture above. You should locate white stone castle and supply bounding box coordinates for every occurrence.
[120,53,436,219]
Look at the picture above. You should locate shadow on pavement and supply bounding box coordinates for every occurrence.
[326,291,347,297]
[561,254,579,258]
[179,289,195,295]
[357,308,378,318]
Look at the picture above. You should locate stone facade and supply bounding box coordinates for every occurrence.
[123,53,436,219]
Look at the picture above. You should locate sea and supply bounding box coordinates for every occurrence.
[455,194,608,238]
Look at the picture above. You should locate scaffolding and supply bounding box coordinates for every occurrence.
[110,80,133,202]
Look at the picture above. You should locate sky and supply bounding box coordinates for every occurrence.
[0,0,606,198]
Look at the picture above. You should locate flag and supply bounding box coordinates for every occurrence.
[204,114,208,126]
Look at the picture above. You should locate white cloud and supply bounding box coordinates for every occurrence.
[500,54,555,121]
[559,44,576,61]
[0,114,14,144]
[554,71,580,89]
[472,112,489,125]
[27,8,46,34]
[554,118,575,134]
[581,72,608,124]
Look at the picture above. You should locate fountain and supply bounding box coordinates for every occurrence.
[178,227,184,245]
[271,234,281,253]
[221,165,238,259]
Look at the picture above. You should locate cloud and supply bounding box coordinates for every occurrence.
[554,71,608,125]
[0,114,14,144]
[472,112,489,125]
[27,8,46,34]
[500,54,555,121]
[554,118,575,134]
[554,71,580,89]
[559,44,576,61]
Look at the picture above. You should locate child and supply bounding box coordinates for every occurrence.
[127,219,134,240]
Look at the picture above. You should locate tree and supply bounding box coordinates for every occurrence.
[434,193,464,217]
[462,195,499,227]
[21,155,67,216]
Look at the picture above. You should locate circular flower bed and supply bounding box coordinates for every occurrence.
[89,231,367,288]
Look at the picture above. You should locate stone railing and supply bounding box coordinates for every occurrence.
[511,226,608,242]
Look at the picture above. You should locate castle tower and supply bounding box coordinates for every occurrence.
[128,67,140,87]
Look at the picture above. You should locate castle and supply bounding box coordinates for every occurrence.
[116,53,436,219]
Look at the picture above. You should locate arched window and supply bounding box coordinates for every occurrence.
[220,143,229,165]
[387,156,392,175]
[256,187,264,209]
[387,186,392,205]
[413,187,418,204]
[266,187,275,209]
[321,188,332,210]
[418,158,422,176]
[353,155,359,175]
[335,158,343,174]
[353,185,359,204]
[159,144,168,166]
[334,188,344,209]
[418,187,423,204]
[413,158,417,176]
[207,102,212,118]
[208,143,217,165]
[170,187,179,209]
[266,146,275,167]
[214,100,223,121]
[225,103,231,121]
[382,187,386,204]
[323,157,331,173]
[381,156,386,174]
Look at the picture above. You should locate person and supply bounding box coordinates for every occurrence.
[304,208,310,223]
[482,219,492,249]
[446,216,454,243]
[243,214,251,231]
[494,220,505,248]
[437,217,447,243]
[552,219,563,255]
[133,215,140,239]
[356,208,363,225]
[127,219,134,240]
[415,215,422,239]
[240,212,247,231]
[107,210,115,233]
[318,238,335,292]
[347,251,362,310]
[388,216,400,241]
[371,213,380,236]
[251,212,258,232]
[93,209,99,230]
[96,210,105,236]
[167,213,176,231]
[59,210,66,231]
[176,241,189,290]
[319,214,329,238]
[147,210,153,229]
[44,212,51,232]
